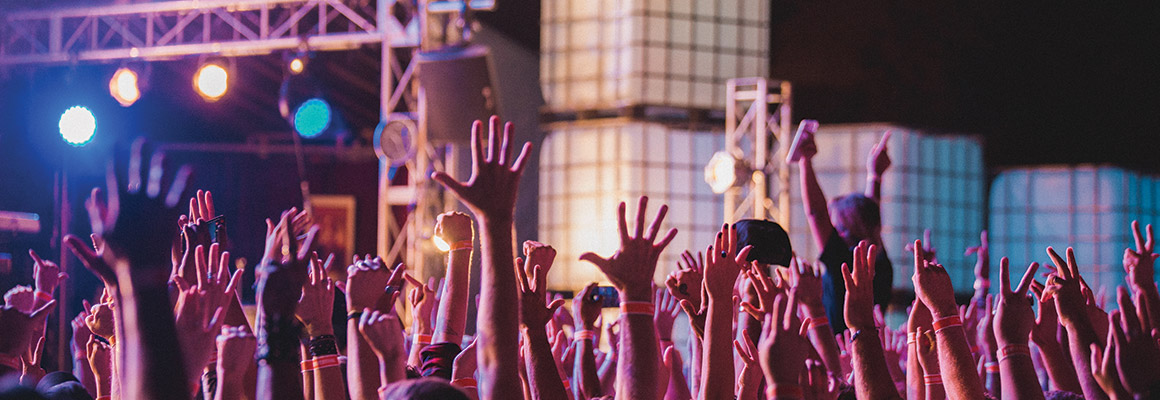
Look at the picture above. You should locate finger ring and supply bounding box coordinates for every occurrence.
[720,251,729,258]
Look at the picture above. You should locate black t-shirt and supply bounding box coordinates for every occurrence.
[818,231,893,333]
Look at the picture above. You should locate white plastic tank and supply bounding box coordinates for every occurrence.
[541,0,769,111]
[989,166,1160,291]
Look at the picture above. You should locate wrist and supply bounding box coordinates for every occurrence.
[928,302,960,319]
[617,287,652,303]
[802,302,826,317]
[304,323,334,338]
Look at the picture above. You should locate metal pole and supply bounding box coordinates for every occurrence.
[377,0,394,259]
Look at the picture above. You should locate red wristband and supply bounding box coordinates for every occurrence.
[35,290,53,302]
[413,333,432,346]
[451,377,477,388]
[999,343,1031,362]
[574,330,595,340]
[449,240,473,252]
[932,315,962,332]
[314,354,341,369]
[984,362,1000,373]
[807,317,830,329]
[300,359,317,372]
[924,374,943,385]
[620,301,654,315]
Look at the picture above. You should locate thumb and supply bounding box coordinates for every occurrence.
[578,252,609,270]
[430,171,467,198]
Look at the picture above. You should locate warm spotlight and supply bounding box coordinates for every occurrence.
[109,68,140,107]
[704,151,746,194]
[289,58,304,74]
[194,63,229,101]
[293,98,332,138]
[59,106,96,146]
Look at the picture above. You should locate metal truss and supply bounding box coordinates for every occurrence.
[0,0,420,65]
[723,77,793,225]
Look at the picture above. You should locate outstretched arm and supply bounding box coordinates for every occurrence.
[845,242,902,400]
[864,130,891,202]
[993,258,1044,400]
[912,240,985,400]
[579,196,677,400]
[431,116,532,400]
[434,212,475,345]
[796,132,835,249]
[698,224,750,400]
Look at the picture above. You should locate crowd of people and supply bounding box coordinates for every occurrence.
[2,116,1159,400]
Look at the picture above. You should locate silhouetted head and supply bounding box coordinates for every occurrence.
[734,219,793,267]
[829,193,881,246]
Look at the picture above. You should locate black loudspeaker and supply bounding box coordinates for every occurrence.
[416,45,498,143]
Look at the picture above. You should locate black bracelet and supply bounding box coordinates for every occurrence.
[347,311,364,321]
[309,335,339,357]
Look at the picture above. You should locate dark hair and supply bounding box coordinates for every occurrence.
[829,194,881,244]
[734,219,792,267]
[376,378,470,400]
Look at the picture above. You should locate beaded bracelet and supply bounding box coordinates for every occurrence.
[309,335,339,357]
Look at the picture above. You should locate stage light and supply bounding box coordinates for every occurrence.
[293,98,332,138]
[109,68,140,107]
[194,63,228,101]
[704,151,746,194]
[289,58,304,75]
[59,106,96,146]
[432,235,451,252]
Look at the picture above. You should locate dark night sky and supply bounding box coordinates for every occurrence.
[481,0,1160,172]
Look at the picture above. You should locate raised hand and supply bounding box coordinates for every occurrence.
[19,337,46,386]
[256,210,319,320]
[357,309,404,362]
[573,283,602,330]
[3,286,35,314]
[867,130,892,177]
[173,243,241,384]
[579,196,678,301]
[789,258,826,315]
[844,241,880,330]
[758,293,809,387]
[912,239,957,318]
[516,258,564,329]
[64,231,117,289]
[345,256,395,312]
[665,250,705,310]
[523,240,557,277]
[654,288,680,341]
[965,230,990,295]
[1090,317,1129,399]
[28,250,67,297]
[905,230,939,264]
[298,252,336,337]
[741,263,777,319]
[1109,287,1160,394]
[216,325,256,373]
[405,275,437,334]
[993,258,1039,345]
[431,116,531,220]
[85,300,116,340]
[734,334,762,399]
[1042,247,1091,328]
[1124,221,1157,290]
[702,223,752,301]
[87,335,113,397]
[90,139,192,273]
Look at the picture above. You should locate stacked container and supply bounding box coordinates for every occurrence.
[989,166,1160,291]
[538,0,769,291]
[541,0,769,111]
[785,123,987,289]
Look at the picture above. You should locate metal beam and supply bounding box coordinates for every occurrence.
[1,0,419,66]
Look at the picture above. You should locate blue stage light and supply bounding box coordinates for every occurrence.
[59,106,96,146]
[293,98,331,138]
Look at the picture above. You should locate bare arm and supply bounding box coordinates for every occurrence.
[434,212,474,345]
[845,242,902,400]
[578,197,677,400]
[698,225,750,400]
[573,284,603,399]
[797,140,835,249]
[912,240,985,400]
[1046,247,1109,400]
[431,117,532,400]
[864,131,891,203]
